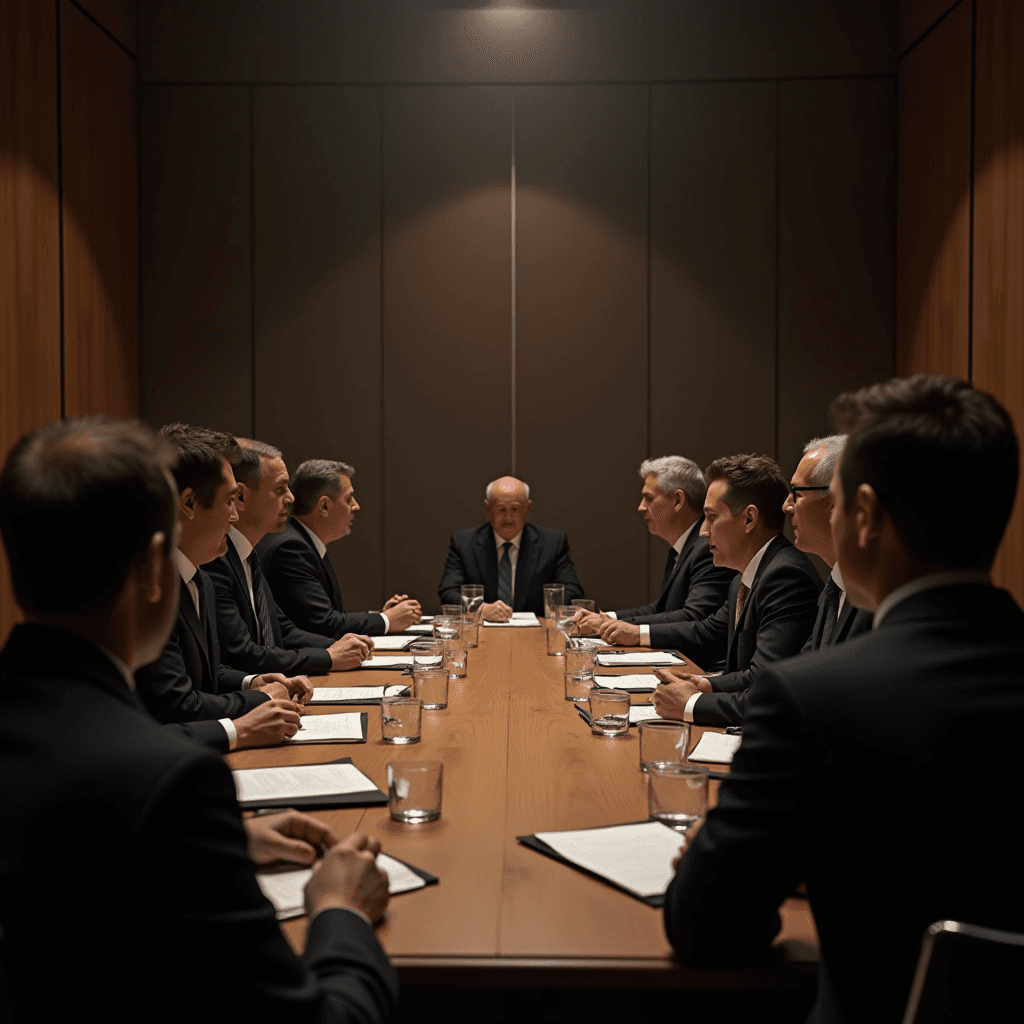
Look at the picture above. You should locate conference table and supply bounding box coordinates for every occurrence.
[227,622,818,1014]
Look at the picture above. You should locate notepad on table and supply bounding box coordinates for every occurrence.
[233,758,385,809]
[483,611,540,627]
[593,673,659,691]
[358,654,415,669]
[403,623,435,634]
[368,635,414,651]
[596,651,685,667]
[519,821,682,904]
[309,685,409,705]
[688,731,742,764]
[257,853,437,920]
[283,712,366,744]
[576,705,661,727]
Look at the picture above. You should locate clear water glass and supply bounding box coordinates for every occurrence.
[388,760,442,823]
[647,762,708,832]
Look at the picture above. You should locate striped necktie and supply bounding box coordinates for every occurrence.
[247,549,277,646]
[497,542,513,605]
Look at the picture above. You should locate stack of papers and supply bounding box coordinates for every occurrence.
[233,760,385,809]
[403,623,435,634]
[284,712,365,744]
[258,853,431,920]
[310,685,409,705]
[688,731,742,764]
[368,636,413,651]
[593,673,659,691]
[483,612,540,627]
[521,821,682,902]
[596,652,685,667]
[358,654,415,669]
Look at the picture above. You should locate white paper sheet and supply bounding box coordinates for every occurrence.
[404,624,435,634]
[629,706,661,724]
[359,654,415,668]
[483,611,541,627]
[233,762,377,804]
[284,713,365,743]
[596,652,685,667]
[688,731,742,764]
[533,821,682,898]
[257,853,428,920]
[369,636,413,651]
[310,685,408,704]
[593,673,659,691]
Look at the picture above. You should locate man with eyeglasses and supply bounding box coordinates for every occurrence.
[782,436,872,651]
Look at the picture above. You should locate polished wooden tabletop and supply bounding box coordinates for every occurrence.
[227,624,817,987]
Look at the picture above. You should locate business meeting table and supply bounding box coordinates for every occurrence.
[227,620,818,1020]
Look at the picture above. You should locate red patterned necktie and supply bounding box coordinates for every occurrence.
[734,582,750,629]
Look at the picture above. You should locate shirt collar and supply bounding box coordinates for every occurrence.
[494,529,523,552]
[229,525,253,561]
[830,562,845,592]
[173,547,198,587]
[740,536,776,589]
[295,518,328,559]
[672,520,698,556]
[872,570,991,629]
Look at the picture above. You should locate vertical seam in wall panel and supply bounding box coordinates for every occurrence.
[249,87,257,437]
[56,0,66,419]
[646,83,653,600]
[773,81,781,461]
[510,89,517,476]
[967,0,977,382]
[380,86,386,602]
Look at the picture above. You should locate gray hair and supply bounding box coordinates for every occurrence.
[291,459,355,516]
[485,479,530,502]
[803,435,846,488]
[639,456,707,511]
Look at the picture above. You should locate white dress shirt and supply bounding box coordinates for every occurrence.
[831,562,847,618]
[172,547,237,748]
[294,520,389,633]
[872,570,991,629]
[493,529,522,602]
[633,520,698,642]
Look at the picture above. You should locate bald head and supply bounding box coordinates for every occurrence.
[484,476,532,541]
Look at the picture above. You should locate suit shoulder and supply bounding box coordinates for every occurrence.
[451,524,488,544]
[201,556,233,585]
[528,523,569,545]
[765,541,821,582]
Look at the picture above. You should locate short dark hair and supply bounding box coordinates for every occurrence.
[704,454,789,532]
[832,374,1019,570]
[290,460,354,516]
[231,438,283,489]
[0,418,178,616]
[158,423,238,508]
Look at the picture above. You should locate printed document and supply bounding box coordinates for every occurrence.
[284,713,364,744]
[688,731,742,763]
[310,685,408,704]
[233,762,377,804]
[596,652,685,667]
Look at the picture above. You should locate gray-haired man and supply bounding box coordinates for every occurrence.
[582,457,736,646]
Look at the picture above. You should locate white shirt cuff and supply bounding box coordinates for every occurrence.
[683,692,702,723]
[242,674,255,689]
[640,624,651,646]
[219,718,237,749]
[309,904,374,930]
[379,612,390,633]
[606,611,618,620]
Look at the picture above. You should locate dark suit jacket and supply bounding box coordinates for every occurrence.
[438,521,584,615]
[664,584,1024,1024]
[650,535,821,726]
[206,538,334,676]
[135,571,269,723]
[258,519,386,637]
[800,579,873,654]
[615,522,737,624]
[0,624,398,1023]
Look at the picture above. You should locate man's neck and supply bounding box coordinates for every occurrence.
[733,529,779,575]
[294,513,327,545]
[234,518,265,549]
[661,510,700,548]
[25,612,134,673]
[175,532,207,570]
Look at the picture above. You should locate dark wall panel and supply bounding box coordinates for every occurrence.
[382,87,512,609]
[139,0,896,85]
[254,86,383,612]
[895,1,971,380]
[75,0,137,55]
[61,0,139,420]
[777,78,896,473]
[140,86,252,435]
[515,85,649,610]
[900,0,960,54]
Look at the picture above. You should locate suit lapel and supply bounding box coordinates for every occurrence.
[513,526,539,613]
[476,526,498,603]
[225,542,258,636]
[178,578,214,685]
[292,520,340,609]
[728,534,786,663]
[833,598,857,645]
[656,518,702,608]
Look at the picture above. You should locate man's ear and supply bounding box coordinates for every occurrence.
[318,494,330,516]
[743,504,759,533]
[523,500,532,515]
[142,532,166,604]
[853,483,882,550]
[179,488,197,520]
[672,489,686,512]
[234,483,248,510]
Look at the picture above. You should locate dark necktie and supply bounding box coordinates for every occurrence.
[734,582,750,629]
[661,547,679,590]
[247,549,277,646]
[819,576,843,647]
[322,552,343,610]
[497,542,513,605]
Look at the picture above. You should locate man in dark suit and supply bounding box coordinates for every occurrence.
[258,458,422,638]
[664,374,1024,1023]
[438,475,584,620]
[135,426,309,751]
[207,440,375,676]
[783,434,871,651]
[577,456,735,642]
[651,454,821,727]
[0,417,398,1023]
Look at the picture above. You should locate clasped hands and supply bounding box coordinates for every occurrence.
[381,593,422,632]
[572,610,645,647]
[245,811,390,923]
[650,668,712,719]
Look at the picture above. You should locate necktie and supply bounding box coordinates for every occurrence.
[322,552,343,610]
[819,576,843,647]
[734,582,750,629]
[497,542,513,605]
[247,549,277,646]
[661,547,679,590]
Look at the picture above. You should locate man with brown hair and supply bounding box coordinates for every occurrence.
[651,453,821,727]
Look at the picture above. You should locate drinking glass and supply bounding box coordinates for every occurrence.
[433,616,459,642]
[413,667,449,709]
[443,638,468,679]
[556,605,580,638]
[543,584,565,621]
[380,695,421,744]
[638,719,689,772]
[409,640,444,672]
[571,599,596,612]
[387,760,442,823]
[565,637,598,679]
[564,670,595,703]
[588,688,630,737]
[546,626,567,657]
[647,762,708,833]
[461,584,484,621]
[455,615,479,648]
[440,604,462,618]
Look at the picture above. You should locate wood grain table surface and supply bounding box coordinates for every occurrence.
[226,624,818,989]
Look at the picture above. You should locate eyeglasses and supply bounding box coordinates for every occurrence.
[788,484,829,502]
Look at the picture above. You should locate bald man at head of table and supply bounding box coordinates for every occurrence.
[438,476,584,621]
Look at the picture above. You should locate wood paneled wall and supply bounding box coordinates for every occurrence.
[0,0,139,644]
[139,2,897,612]
[897,0,1024,605]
